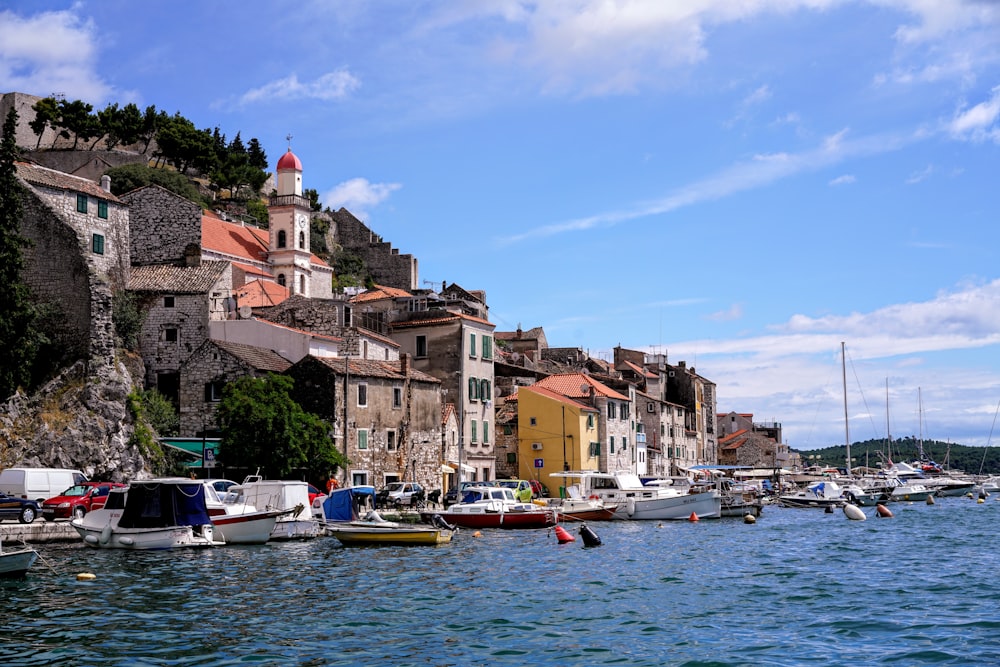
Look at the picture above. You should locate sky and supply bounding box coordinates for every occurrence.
[2,0,1000,454]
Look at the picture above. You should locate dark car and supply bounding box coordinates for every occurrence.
[42,481,127,521]
[0,491,41,524]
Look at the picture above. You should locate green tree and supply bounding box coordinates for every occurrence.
[112,290,144,351]
[56,99,96,150]
[103,163,209,206]
[139,105,163,154]
[0,108,41,398]
[217,374,347,480]
[29,97,59,149]
[247,137,268,171]
[140,388,179,437]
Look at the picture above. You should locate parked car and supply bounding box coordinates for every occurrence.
[307,484,326,506]
[0,491,41,524]
[496,479,535,502]
[42,482,127,521]
[379,482,425,508]
[0,467,87,503]
[444,480,497,507]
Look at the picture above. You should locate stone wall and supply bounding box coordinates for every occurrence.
[330,208,418,291]
[178,343,254,437]
[138,291,212,390]
[122,186,203,266]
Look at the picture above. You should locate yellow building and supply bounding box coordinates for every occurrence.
[515,384,601,497]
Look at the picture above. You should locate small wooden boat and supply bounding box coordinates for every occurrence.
[0,538,39,578]
[326,511,454,546]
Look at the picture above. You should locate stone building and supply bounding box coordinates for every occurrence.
[285,354,442,491]
[15,161,128,365]
[178,340,292,437]
[666,361,718,467]
[390,312,497,484]
[329,208,418,291]
[128,262,234,399]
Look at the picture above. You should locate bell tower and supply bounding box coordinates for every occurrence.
[268,146,312,296]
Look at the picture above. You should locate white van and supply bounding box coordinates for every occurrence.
[0,468,88,503]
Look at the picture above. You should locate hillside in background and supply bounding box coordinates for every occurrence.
[793,437,1000,475]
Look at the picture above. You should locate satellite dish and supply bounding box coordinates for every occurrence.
[238,305,252,319]
[580,384,590,394]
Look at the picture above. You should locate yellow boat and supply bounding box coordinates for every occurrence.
[325,512,455,546]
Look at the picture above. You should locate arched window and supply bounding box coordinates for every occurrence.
[299,275,306,294]
[277,273,286,287]
[277,230,287,248]
[298,231,305,249]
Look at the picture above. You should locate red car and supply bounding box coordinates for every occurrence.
[42,481,127,521]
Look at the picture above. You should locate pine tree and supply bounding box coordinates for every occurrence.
[0,108,41,398]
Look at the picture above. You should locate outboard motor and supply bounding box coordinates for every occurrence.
[579,523,602,547]
[431,514,456,531]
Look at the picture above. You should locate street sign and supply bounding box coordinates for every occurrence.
[203,448,216,469]
[534,458,543,468]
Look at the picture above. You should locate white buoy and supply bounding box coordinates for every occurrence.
[744,514,756,524]
[843,503,866,521]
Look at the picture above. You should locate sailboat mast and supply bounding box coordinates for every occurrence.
[842,342,851,472]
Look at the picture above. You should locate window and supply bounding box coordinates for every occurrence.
[610,436,615,453]
[623,436,628,450]
[387,430,397,451]
[98,200,108,219]
[164,328,178,342]
[298,231,305,249]
[415,335,427,358]
[344,305,352,327]
[357,429,368,450]
[299,275,305,294]
[92,233,105,255]
[479,379,490,403]
[471,419,477,443]
[76,194,88,213]
[277,274,286,287]
[393,386,402,408]
[587,414,595,429]
[357,383,368,407]
[483,421,489,444]
[482,336,492,359]
[164,296,175,308]
[277,230,287,248]
[204,381,225,402]
[530,417,537,426]
[503,424,513,435]
[469,333,477,357]
[468,377,479,401]
[589,441,601,457]
[607,402,617,419]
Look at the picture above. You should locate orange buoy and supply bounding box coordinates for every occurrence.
[554,525,576,543]
[688,511,699,522]
[472,530,482,538]
[875,504,894,518]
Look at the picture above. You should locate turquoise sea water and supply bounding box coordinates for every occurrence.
[3,496,1000,666]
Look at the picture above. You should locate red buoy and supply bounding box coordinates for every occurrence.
[876,504,894,518]
[688,512,699,522]
[554,525,576,543]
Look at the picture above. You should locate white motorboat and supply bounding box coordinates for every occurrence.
[72,478,224,549]
[202,482,288,545]
[229,478,320,540]
[887,479,935,502]
[425,486,558,529]
[0,538,38,578]
[779,480,849,509]
[562,471,721,520]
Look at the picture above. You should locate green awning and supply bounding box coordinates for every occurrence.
[159,438,220,465]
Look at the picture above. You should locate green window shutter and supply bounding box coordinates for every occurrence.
[98,200,108,219]
[77,194,88,213]
[92,233,105,255]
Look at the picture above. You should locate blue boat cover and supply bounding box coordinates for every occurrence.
[117,482,212,528]
[322,486,376,522]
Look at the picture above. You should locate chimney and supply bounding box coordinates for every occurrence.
[400,352,410,376]
[100,175,111,193]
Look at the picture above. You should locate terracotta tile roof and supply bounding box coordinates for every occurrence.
[495,326,545,341]
[253,318,342,344]
[442,403,455,426]
[622,360,656,378]
[128,261,230,293]
[720,429,750,450]
[519,384,598,411]
[201,212,330,268]
[534,373,629,402]
[211,340,292,373]
[232,261,273,280]
[351,284,412,303]
[308,356,441,383]
[235,279,289,308]
[15,161,122,202]
[389,312,494,330]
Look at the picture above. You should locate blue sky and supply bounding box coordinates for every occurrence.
[3,1,1000,454]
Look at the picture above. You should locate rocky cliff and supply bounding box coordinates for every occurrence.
[0,356,151,481]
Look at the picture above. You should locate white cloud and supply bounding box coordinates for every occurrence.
[0,8,112,103]
[237,69,360,106]
[948,86,1000,143]
[322,177,401,220]
[906,164,933,184]
[707,303,744,322]
[829,174,856,186]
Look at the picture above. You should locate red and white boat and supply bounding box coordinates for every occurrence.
[424,486,557,529]
[203,482,292,545]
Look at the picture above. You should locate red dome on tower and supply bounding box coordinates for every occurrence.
[276,148,302,171]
